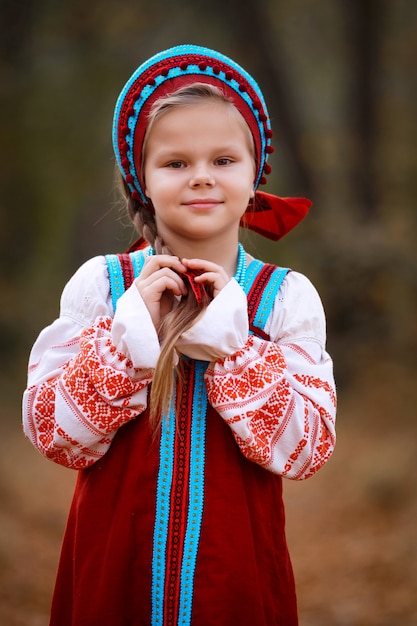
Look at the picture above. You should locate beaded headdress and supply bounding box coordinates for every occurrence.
[113,44,311,241]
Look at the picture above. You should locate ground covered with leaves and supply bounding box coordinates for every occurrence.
[1,360,416,625]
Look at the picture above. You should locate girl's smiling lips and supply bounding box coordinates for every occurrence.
[182,198,223,209]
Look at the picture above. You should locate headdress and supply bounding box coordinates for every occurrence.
[113,44,311,241]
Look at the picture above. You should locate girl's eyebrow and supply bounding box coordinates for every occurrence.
[153,143,246,157]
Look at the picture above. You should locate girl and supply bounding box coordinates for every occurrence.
[23,45,336,626]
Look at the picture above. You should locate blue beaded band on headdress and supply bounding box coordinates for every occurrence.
[112,44,274,205]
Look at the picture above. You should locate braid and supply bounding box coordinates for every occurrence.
[126,190,171,256]
[118,175,209,431]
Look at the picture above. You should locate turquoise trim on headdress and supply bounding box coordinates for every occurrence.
[113,44,273,204]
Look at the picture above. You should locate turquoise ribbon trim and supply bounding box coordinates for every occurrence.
[105,250,148,312]
[253,267,289,330]
[243,259,263,295]
[105,254,124,312]
[150,362,208,626]
[178,360,208,625]
[130,249,147,276]
[151,402,176,626]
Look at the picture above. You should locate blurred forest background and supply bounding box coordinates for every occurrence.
[1,0,416,624]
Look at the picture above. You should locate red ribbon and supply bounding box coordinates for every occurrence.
[240,191,312,241]
[180,269,208,306]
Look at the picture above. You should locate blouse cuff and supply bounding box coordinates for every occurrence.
[111,283,161,369]
[176,278,249,362]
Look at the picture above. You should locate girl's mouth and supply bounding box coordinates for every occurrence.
[183,198,222,209]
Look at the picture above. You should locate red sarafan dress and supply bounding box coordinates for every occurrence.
[23,247,336,626]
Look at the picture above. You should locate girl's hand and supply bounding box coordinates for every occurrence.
[135,255,187,329]
[181,258,230,299]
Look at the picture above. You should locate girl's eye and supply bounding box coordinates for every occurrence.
[167,161,185,169]
[216,157,233,166]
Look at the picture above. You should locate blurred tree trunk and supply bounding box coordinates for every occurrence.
[0,0,37,376]
[345,0,384,218]
[0,0,37,274]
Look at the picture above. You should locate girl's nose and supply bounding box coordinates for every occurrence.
[189,166,215,188]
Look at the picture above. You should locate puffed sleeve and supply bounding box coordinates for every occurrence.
[204,271,336,480]
[22,256,160,469]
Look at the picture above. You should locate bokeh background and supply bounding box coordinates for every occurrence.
[1,1,416,624]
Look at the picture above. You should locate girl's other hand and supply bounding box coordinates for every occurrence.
[181,258,230,299]
[135,255,187,329]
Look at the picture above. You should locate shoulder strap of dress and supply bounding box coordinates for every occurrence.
[105,250,147,312]
[245,261,290,339]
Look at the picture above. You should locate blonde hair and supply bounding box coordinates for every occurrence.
[120,83,255,431]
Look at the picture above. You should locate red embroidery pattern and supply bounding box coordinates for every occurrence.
[27,317,152,468]
[206,337,291,466]
[62,318,151,431]
[206,336,287,409]
[294,372,337,410]
[206,335,336,478]
[28,376,58,451]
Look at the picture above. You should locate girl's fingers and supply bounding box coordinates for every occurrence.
[181,258,222,272]
[135,256,188,300]
[136,270,187,299]
[193,272,229,296]
[135,272,187,329]
[140,254,186,279]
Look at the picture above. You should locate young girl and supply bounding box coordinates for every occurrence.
[23,45,336,626]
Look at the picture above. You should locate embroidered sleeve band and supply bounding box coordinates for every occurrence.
[205,334,336,480]
[23,317,153,469]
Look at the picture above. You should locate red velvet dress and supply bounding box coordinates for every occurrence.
[50,397,297,625]
[49,256,298,626]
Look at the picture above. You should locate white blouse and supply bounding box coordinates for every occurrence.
[23,254,336,478]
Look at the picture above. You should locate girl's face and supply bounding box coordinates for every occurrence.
[143,101,255,247]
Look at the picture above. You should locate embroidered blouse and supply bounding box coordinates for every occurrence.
[23,252,336,479]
